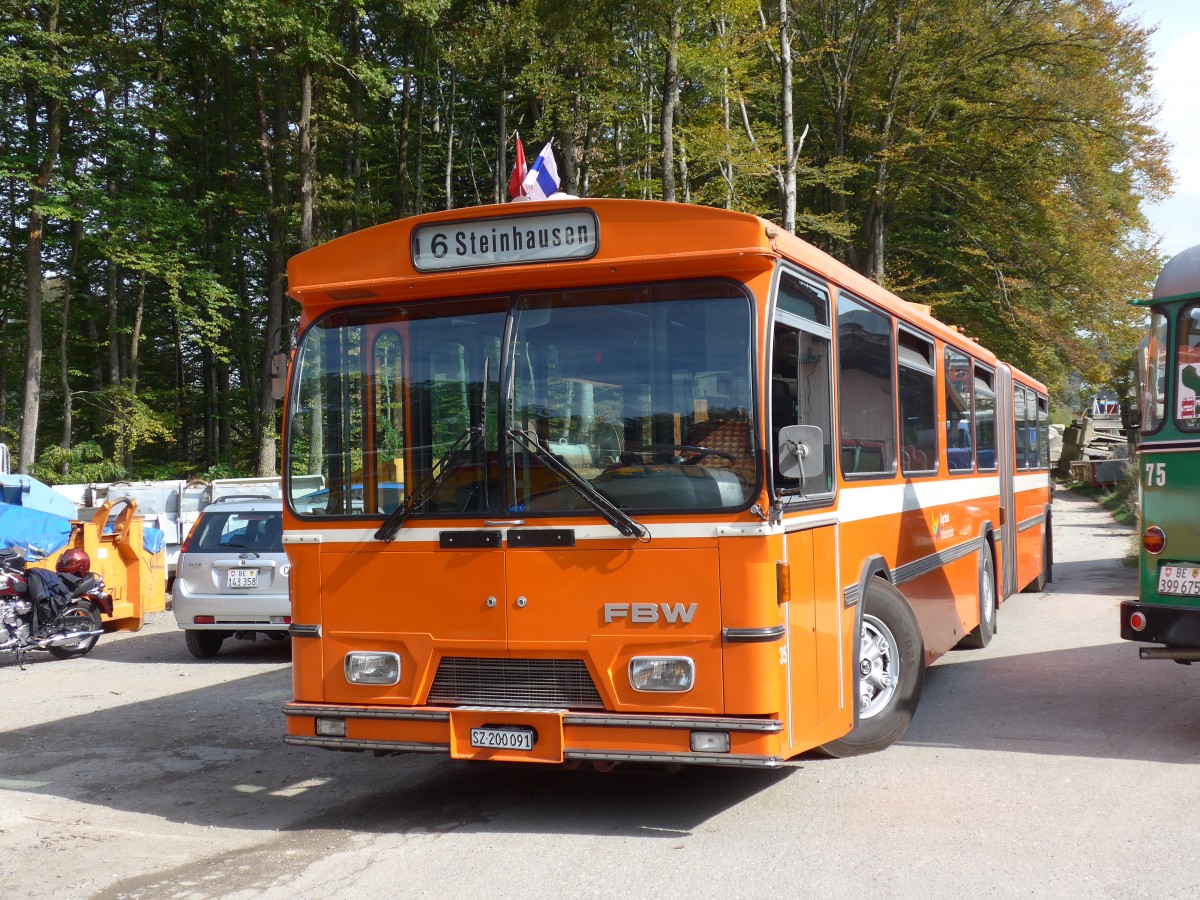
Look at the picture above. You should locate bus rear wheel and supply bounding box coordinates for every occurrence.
[1023,512,1052,593]
[957,546,996,649]
[819,578,925,758]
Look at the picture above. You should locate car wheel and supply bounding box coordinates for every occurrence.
[185,629,225,659]
[819,578,925,757]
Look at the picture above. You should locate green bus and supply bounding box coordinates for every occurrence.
[1122,243,1200,663]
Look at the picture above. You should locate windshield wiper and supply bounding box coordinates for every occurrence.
[376,358,490,542]
[374,426,477,542]
[506,427,649,540]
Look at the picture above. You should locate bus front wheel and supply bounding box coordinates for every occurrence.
[819,578,925,758]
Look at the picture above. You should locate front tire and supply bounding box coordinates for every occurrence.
[185,629,225,659]
[46,602,102,660]
[957,545,996,649]
[819,578,925,757]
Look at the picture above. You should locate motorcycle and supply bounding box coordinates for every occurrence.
[0,547,113,667]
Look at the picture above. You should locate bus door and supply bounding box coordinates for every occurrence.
[996,365,1018,597]
[770,268,839,746]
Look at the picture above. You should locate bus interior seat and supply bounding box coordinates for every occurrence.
[947,447,973,470]
[841,439,888,474]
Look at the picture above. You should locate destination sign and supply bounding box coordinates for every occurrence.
[411,209,599,273]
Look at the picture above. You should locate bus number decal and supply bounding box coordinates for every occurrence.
[1144,462,1166,487]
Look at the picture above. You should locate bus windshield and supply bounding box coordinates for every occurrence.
[287,279,757,519]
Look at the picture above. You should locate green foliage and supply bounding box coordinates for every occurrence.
[0,0,1175,480]
[86,386,175,460]
[31,441,124,485]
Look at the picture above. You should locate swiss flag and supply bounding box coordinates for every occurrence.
[507,134,527,199]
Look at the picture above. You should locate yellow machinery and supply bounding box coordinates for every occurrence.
[34,499,166,632]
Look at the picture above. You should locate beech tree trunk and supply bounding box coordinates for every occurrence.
[18,3,63,473]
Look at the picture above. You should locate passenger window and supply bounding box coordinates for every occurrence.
[898,330,937,475]
[945,348,973,473]
[1024,388,1037,471]
[974,366,997,471]
[1038,395,1050,469]
[1014,386,1029,470]
[838,294,895,476]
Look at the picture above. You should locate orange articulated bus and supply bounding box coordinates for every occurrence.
[280,199,1052,767]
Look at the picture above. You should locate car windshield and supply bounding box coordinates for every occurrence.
[190,511,284,553]
[287,279,757,518]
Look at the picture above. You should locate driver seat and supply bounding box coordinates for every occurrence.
[683,418,755,486]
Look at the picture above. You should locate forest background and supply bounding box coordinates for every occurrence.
[0,0,1172,482]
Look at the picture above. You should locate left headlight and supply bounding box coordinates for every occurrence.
[344,651,401,685]
[629,656,694,692]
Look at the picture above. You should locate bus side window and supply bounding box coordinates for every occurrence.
[1014,386,1029,470]
[898,329,937,475]
[974,365,997,471]
[1038,395,1050,469]
[838,293,895,477]
[945,347,973,473]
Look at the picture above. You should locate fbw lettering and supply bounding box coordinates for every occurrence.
[603,603,698,624]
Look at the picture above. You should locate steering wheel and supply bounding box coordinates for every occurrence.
[592,422,625,464]
[643,443,736,465]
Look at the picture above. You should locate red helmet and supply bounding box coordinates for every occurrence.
[56,548,91,577]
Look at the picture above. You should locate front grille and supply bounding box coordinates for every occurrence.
[428,657,605,709]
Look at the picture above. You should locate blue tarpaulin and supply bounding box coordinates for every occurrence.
[0,474,79,519]
[0,503,72,560]
[143,527,164,554]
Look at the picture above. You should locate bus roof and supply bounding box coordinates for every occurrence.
[1132,242,1200,306]
[287,199,774,306]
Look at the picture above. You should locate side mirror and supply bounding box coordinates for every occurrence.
[269,352,288,401]
[777,424,824,480]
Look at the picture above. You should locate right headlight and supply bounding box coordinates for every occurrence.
[629,656,694,692]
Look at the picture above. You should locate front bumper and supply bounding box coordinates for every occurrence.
[283,702,784,768]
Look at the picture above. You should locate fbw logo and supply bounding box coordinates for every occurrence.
[603,603,697,624]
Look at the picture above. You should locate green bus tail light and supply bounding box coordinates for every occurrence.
[1143,526,1166,555]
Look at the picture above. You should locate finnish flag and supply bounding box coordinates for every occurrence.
[520,142,560,201]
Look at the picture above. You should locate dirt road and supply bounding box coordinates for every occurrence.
[2,489,1197,898]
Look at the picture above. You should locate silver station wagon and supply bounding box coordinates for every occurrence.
[172,496,290,658]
